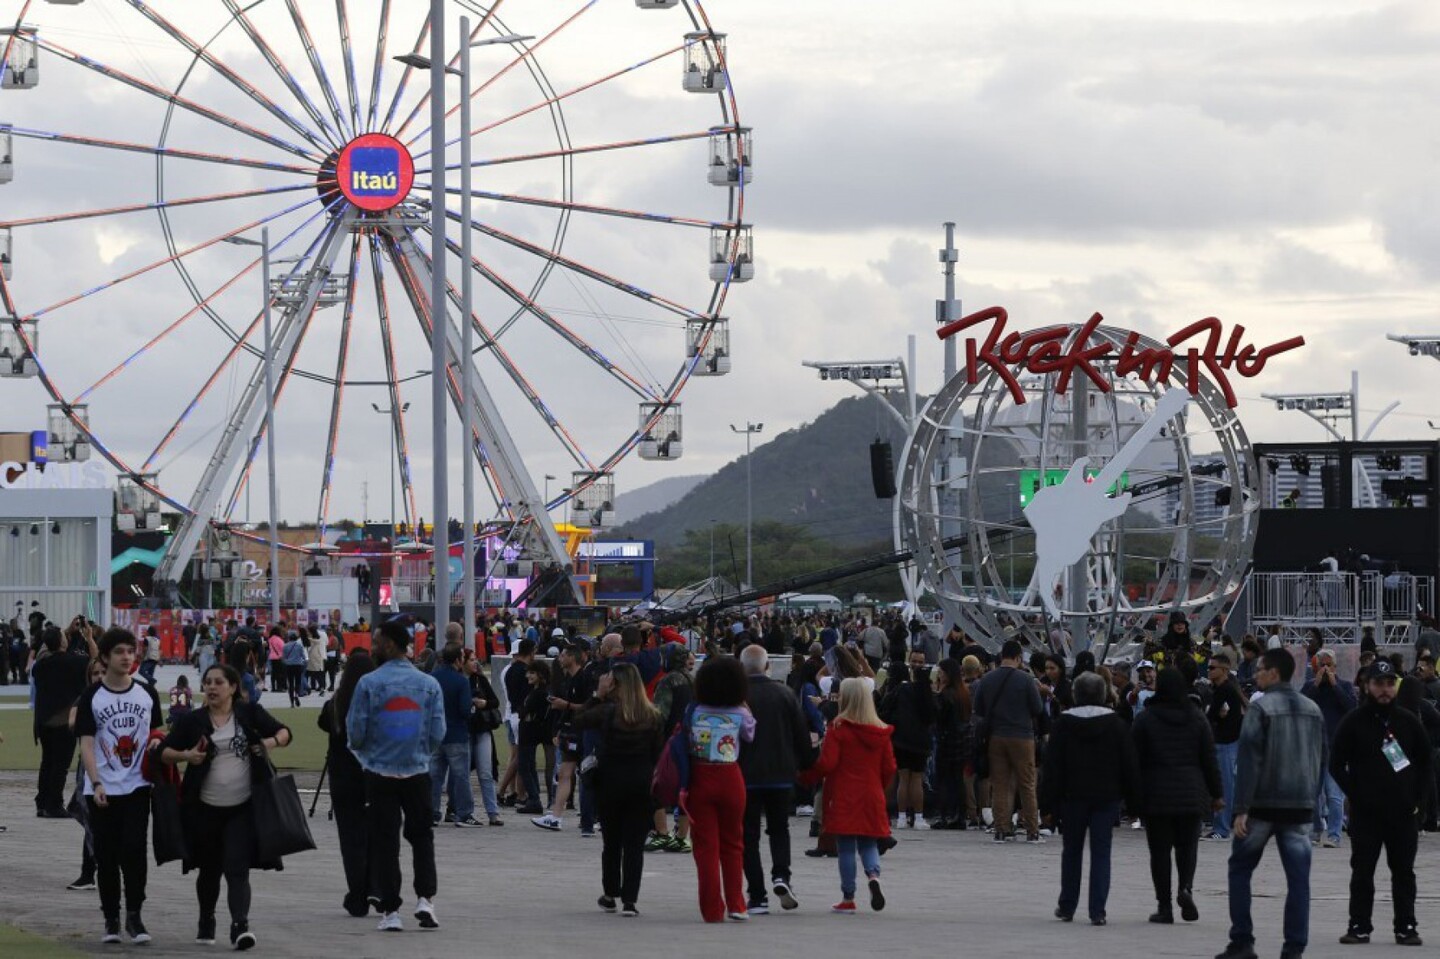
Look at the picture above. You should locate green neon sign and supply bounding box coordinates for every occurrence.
[1018,468,1129,507]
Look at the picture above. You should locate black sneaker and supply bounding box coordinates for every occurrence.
[597,895,617,913]
[772,880,798,911]
[125,911,151,945]
[102,917,122,945]
[993,830,1012,843]
[868,878,885,912]
[1149,910,1175,924]
[746,899,769,915]
[67,876,97,891]
[1339,924,1370,945]
[1214,943,1258,959]
[621,904,639,918]
[230,921,256,951]
[196,915,216,945]
[1395,925,1422,946]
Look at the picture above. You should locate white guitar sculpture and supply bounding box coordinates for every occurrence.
[1022,387,1191,620]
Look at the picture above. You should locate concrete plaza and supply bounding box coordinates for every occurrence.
[1,771,1435,958]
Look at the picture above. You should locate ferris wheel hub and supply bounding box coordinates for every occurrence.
[320,133,416,214]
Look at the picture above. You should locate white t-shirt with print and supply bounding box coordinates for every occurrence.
[74,679,163,797]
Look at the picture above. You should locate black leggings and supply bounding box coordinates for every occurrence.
[193,801,255,924]
[1144,813,1200,905]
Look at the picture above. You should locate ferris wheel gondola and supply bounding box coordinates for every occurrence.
[0,0,750,599]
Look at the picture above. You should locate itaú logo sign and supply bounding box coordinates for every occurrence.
[337,134,415,212]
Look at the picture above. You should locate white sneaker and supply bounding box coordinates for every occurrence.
[913,814,929,830]
[531,814,563,831]
[795,805,814,817]
[1131,819,1143,830]
[377,913,402,933]
[414,897,438,929]
[981,808,994,827]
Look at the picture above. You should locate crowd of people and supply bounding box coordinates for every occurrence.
[9,603,1440,955]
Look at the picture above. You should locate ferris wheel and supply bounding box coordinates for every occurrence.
[0,0,750,594]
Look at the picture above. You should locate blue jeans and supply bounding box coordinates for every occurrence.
[1214,741,1238,836]
[1058,799,1119,921]
[430,742,475,821]
[835,836,881,900]
[470,731,500,818]
[1228,818,1311,953]
[1312,770,1344,842]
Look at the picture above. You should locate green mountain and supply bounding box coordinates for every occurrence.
[617,395,915,591]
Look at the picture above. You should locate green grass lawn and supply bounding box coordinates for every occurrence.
[0,706,514,773]
[0,923,87,957]
[0,706,330,772]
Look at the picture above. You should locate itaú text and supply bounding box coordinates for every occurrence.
[936,307,1304,409]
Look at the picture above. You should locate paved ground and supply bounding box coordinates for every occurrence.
[1,771,1436,958]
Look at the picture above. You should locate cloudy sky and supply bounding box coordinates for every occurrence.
[2,0,1439,544]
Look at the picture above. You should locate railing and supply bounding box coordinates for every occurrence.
[1247,571,1431,643]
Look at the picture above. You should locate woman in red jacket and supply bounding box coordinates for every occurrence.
[800,677,897,915]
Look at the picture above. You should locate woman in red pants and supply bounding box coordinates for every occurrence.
[685,656,755,922]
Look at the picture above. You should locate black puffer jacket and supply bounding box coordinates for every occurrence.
[1132,695,1222,815]
[880,673,937,755]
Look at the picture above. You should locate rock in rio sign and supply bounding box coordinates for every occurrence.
[336,133,415,212]
[937,307,1305,408]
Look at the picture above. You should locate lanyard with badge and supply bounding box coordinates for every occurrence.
[1380,718,1410,773]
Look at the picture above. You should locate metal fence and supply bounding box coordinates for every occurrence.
[1247,570,1430,643]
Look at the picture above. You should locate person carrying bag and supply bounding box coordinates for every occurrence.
[160,663,293,951]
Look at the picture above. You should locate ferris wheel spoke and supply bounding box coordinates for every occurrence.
[418,220,662,402]
[0,183,315,230]
[38,39,322,162]
[364,0,392,133]
[283,0,353,142]
[414,40,689,159]
[417,129,715,175]
[141,218,341,471]
[391,0,516,143]
[3,125,318,176]
[222,263,336,523]
[365,238,420,527]
[427,201,706,321]
[218,0,346,148]
[315,234,364,536]
[409,238,596,470]
[377,16,430,135]
[72,254,264,405]
[335,0,363,138]
[421,183,734,231]
[381,235,510,513]
[117,0,335,157]
[23,195,324,323]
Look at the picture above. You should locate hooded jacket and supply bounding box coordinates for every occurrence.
[1131,671,1222,815]
[799,719,896,837]
[1040,706,1140,810]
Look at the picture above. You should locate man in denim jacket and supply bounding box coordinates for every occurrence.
[348,619,446,933]
[1216,648,1326,959]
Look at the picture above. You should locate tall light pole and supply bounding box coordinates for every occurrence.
[371,402,410,526]
[730,422,763,587]
[397,24,532,642]
[222,231,283,627]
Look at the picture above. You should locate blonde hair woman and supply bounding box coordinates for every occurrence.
[799,677,897,915]
[573,663,664,917]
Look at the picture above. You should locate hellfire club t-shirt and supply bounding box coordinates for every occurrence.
[74,679,163,797]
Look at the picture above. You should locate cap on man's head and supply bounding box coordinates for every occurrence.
[1137,659,1156,671]
[551,627,566,638]
[1368,659,1398,680]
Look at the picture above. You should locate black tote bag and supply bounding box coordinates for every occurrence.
[151,782,188,866]
[252,764,316,861]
